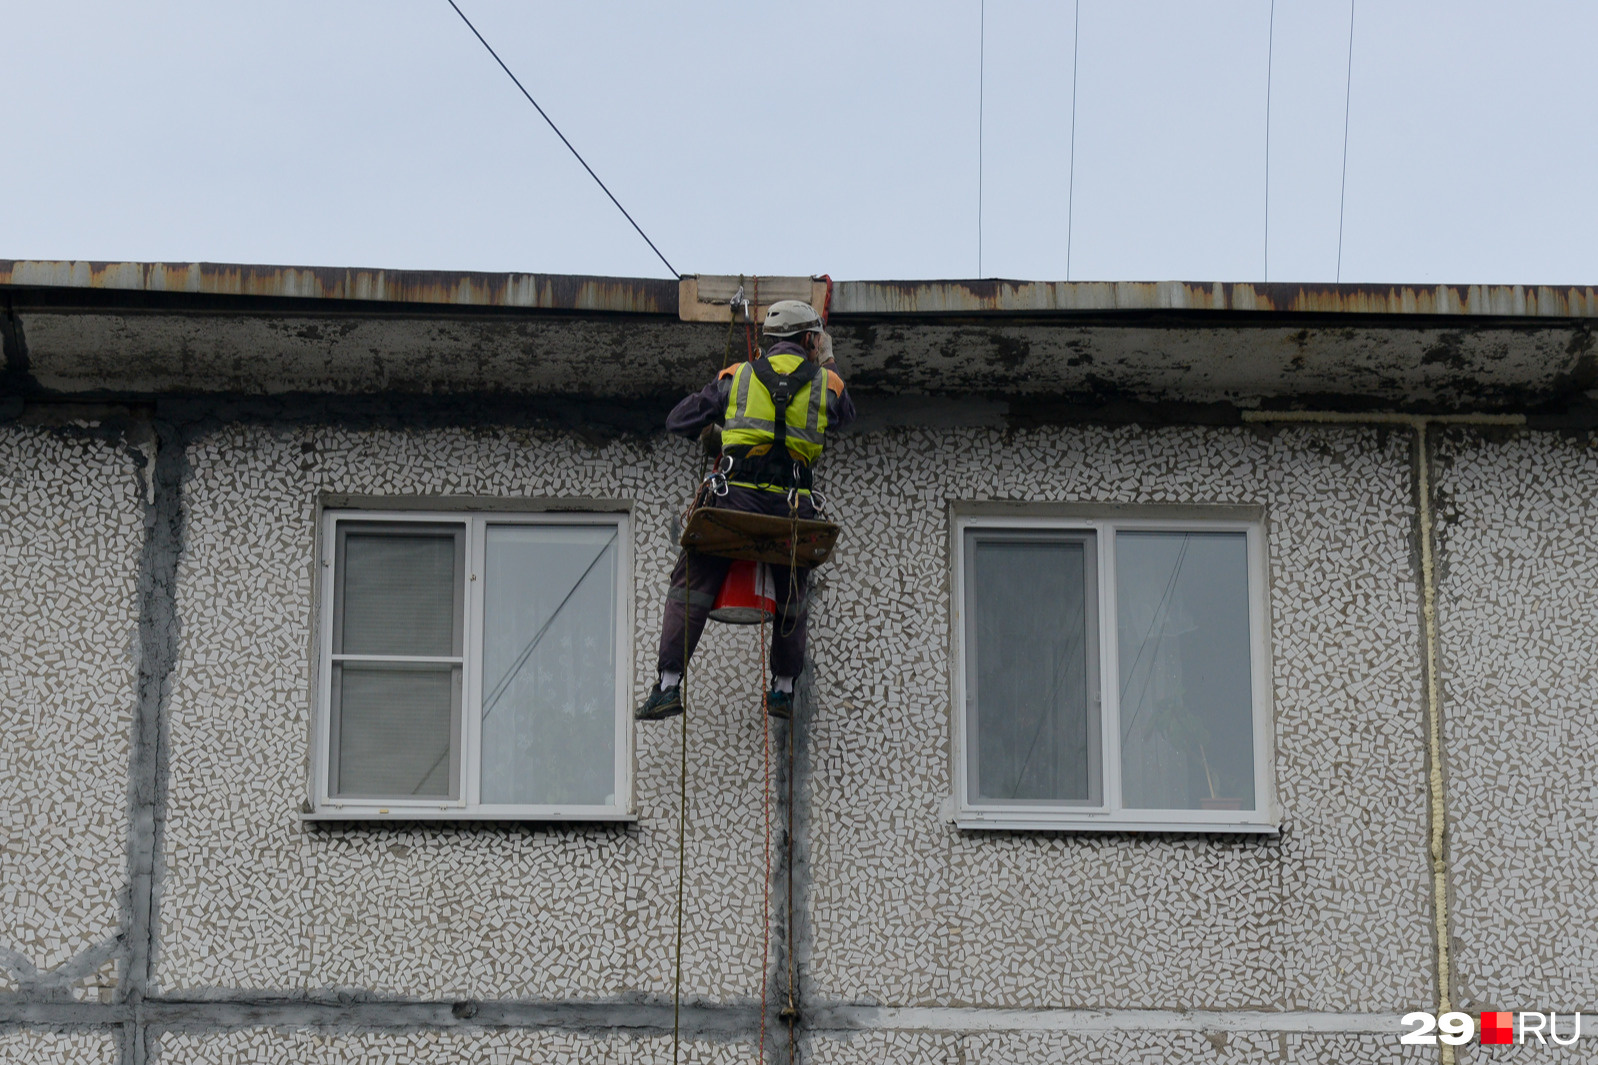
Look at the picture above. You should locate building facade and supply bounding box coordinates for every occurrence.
[2,264,1595,1063]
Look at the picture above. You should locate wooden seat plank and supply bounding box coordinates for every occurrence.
[679,507,840,568]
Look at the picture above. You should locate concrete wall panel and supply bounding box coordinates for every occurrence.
[809,1029,1428,1064]
[156,1028,749,1064]
[0,427,142,979]
[149,419,1442,1016]
[806,424,1434,1012]
[1434,430,1598,1011]
[158,424,773,1000]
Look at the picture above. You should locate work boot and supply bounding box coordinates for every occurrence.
[635,683,683,721]
[765,687,792,720]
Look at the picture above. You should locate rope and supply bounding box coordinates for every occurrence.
[758,608,773,1061]
[670,546,690,1065]
[784,693,798,1065]
[722,274,742,371]
[778,498,803,640]
[746,276,761,363]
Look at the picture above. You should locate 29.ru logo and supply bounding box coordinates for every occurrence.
[1402,1011,1584,1046]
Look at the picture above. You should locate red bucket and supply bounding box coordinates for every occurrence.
[708,559,776,625]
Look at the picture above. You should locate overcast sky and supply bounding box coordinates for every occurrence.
[5,1,1596,285]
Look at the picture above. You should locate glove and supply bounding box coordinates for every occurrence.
[813,331,835,366]
[698,423,722,458]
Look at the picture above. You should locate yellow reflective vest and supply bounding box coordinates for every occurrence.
[721,353,830,491]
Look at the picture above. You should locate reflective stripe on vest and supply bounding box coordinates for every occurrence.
[721,353,829,464]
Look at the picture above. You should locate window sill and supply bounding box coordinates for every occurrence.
[303,808,638,823]
[955,813,1280,835]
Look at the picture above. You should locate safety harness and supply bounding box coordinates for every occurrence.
[726,355,827,492]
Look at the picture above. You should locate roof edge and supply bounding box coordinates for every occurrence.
[4,261,1598,321]
[0,260,677,315]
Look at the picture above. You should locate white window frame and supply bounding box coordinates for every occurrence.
[307,507,635,822]
[952,509,1278,833]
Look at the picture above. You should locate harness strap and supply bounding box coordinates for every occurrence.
[747,357,797,458]
[727,454,813,491]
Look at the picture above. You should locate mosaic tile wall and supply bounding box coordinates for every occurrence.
[0,1028,118,1065]
[806,424,1435,1011]
[156,1028,749,1065]
[1455,1036,1592,1063]
[1432,430,1598,1013]
[17,413,1598,1059]
[159,425,775,999]
[154,421,1437,1016]
[0,428,143,979]
[808,1029,1434,1064]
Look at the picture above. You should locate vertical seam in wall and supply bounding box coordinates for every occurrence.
[774,661,814,1064]
[121,419,185,1065]
[1238,411,1517,1065]
[1412,423,1455,1065]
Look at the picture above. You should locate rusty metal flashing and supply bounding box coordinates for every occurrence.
[829,279,1598,319]
[678,275,831,323]
[6,263,1598,324]
[0,261,676,316]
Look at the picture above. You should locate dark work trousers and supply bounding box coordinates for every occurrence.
[656,486,815,680]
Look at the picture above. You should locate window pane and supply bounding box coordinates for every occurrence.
[480,525,618,806]
[967,536,1098,804]
[1117,532,1255,811]
[333,663,458,798]
[338,530,460,656]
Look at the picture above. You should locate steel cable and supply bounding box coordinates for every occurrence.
[1336,0,1356,282]
[443,0,679,277]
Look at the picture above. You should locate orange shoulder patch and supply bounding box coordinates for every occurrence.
[717,365,739,380]
[825,368,845,395]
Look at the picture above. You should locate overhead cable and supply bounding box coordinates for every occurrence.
[1336,0,1356,283]
[1066,0,1081,282]
[1264,0,1275,282]
[444,0,679,278]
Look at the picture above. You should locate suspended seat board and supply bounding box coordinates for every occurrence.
[679,507,839,568]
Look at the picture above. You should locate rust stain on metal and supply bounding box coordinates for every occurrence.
[0,260,675,314]
[830,280,1598,318]
[7,263,1598,323]
[677,275,831,323]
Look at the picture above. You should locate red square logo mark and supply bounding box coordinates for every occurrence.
[1481,1011,1514,1045]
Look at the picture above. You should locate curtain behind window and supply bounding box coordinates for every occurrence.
[969,537,1096,804]
[480,525,618,807]
[332,529,462,799]
[1117,531,1254,810]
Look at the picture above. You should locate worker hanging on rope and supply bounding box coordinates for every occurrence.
[636,299,855,722]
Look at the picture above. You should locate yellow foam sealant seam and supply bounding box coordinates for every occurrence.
[1240,410,1525,1064]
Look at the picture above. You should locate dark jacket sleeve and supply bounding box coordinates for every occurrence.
[824,364,856,432]
[827,383,856,432]
[665,377,732,438]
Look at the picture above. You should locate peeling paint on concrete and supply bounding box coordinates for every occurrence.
[13,309,1598,413]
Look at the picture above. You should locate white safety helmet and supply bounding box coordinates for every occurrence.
[762,299,823,338]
